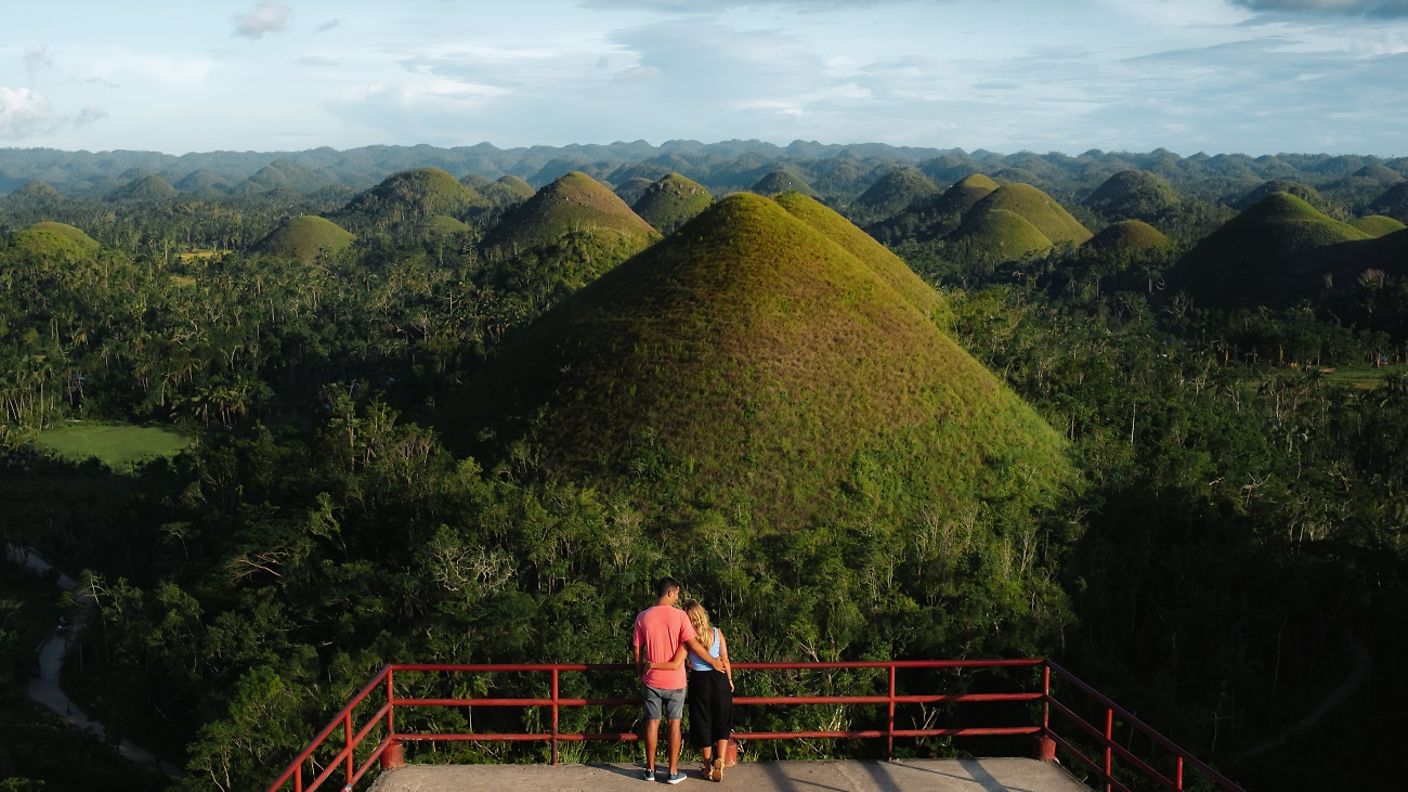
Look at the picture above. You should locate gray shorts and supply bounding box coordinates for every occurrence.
[642,685,686,721]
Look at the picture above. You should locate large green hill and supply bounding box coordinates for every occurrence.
[1237,179,1329,212]
[482,171,656,256]
[1172,192,1369,306]
[946,208,1054,263]
[1351,215,1407,238]
[965,183,1092,245]
[631,173,713,234]
[1084,170,1180,222]
[481,175,535,208]
[254,215,355,264]
[12,221,101,259]
[1084,219,1171,256]
[459,192,1072,530]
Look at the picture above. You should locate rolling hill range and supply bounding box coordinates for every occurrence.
[457,192,1072,530]
[630,173,713,234]
[106,174,178,203]
[254,215,355,264]
[1171,192,1371,306]
[1368,183,1408,222]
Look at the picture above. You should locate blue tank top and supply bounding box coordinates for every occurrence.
[688,627,721,672]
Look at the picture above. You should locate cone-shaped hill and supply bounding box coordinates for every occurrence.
[339,168,486,230]
[1171,192,1370,307]
[13,221,101,259]
[481,175,535,208]
[1352,215,1407,237]
[175,169,230,193]
[614,177,655,206]
[106,174,178,202]
[1084,220,1171,256]
[1368,183,1408,223]
[482,171,657,256]
[853,167,940,220]
[632,174,714,234]
[963,183,1092,246]
[947,209,1054,263]
[8,179,63,203]
[457,192,1072,531]
[1084,170,1179,222]
[751,169,815,197]
[936,174,999,216]
[254,216,355,265]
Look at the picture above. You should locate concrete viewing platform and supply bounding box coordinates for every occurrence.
[368,758,1089,792]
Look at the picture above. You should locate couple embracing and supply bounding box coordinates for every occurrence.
[632,577,735,784]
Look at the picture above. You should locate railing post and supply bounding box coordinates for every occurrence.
[886,664,896,760]
[551,668,561,767]
[1104,707,1114,792]
[344,711,354,788]
[1175,756,1184,790]
[381,668,405,770]
[1042,663,1051,733]
[295,764,302,792]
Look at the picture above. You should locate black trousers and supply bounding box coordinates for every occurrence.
[687,668,733,748]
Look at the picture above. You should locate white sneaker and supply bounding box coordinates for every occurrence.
[665,772,686,784]
[644,769,656,782]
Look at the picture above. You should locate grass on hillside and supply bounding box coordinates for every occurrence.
[255,215,355,264]
[1350,214,1407,237]
[948,208,1054,263]
[632,173,713,234]
[484,171,657,254]
[1319,364,1408,390]
[462,192,1072,531]
[967,183,1092,245]
[1085,219,1171,253]
[13,221,100,259]
[33,422,193,471]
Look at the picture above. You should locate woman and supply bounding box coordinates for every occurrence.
[653,599,734,781]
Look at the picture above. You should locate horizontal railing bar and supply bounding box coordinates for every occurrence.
[389,659,1044,673]
[1047,661,1244,791]
[391,692,1045,709]
[1048,730,1106,775]
[351,702,391,747]
[392,726,1043,744]
[1109,740,1178,792]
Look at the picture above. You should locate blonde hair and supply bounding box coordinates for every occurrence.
[683,599,711,640]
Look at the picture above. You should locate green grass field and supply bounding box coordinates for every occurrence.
[33,422,194,470]
[1320,364,1408,390]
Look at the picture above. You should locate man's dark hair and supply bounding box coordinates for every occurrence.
[655,576,680,597]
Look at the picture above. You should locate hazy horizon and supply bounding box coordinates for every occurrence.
[3,0,1407,157]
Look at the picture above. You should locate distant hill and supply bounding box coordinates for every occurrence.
[8,179,63,203]
[1351,215,1407,237]
[1172,192,1369,306]
[613,177,655,206]
[234,160,344,196]
[963,183,1092,246]
[106,174,178,202]
[338,168,486,231]
[482,171,656,256]
[1084,220,1171,256]
[631,174,713,234]
[481,175,535,208]
[12,221,100,259]
[750,169,815,197]
[1236,180,1329,212]
[1084,170,1180,222]
[174,169,231,193]
[254,215,355,264]
[871,173,999,241]
[458,192,1071,530]
[1368,183,1408,223]
[852,167,940,220]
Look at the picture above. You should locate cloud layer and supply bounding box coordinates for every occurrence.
[233,2,290,39]
[1230,0,1408,16]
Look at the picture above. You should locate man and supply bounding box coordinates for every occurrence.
[633,576,723,783]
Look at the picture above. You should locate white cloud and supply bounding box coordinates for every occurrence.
[0,86,61,139]
[75,106,108,128]
[315,19,341,34]
[233,2,290,39]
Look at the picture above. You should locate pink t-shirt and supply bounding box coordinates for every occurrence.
[632,605,697,690]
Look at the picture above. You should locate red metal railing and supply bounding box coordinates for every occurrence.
[265,659,1245,792]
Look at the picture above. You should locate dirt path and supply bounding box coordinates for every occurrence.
[6,544,183,778]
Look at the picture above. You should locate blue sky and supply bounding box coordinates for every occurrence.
[1,0,1405,155]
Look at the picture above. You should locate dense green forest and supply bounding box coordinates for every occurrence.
[1,145,1405,792]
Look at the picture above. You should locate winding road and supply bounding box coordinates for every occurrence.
[6,544,183,778]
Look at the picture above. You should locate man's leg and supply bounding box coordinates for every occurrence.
[667,718,683,775]
[645,719,660,771]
